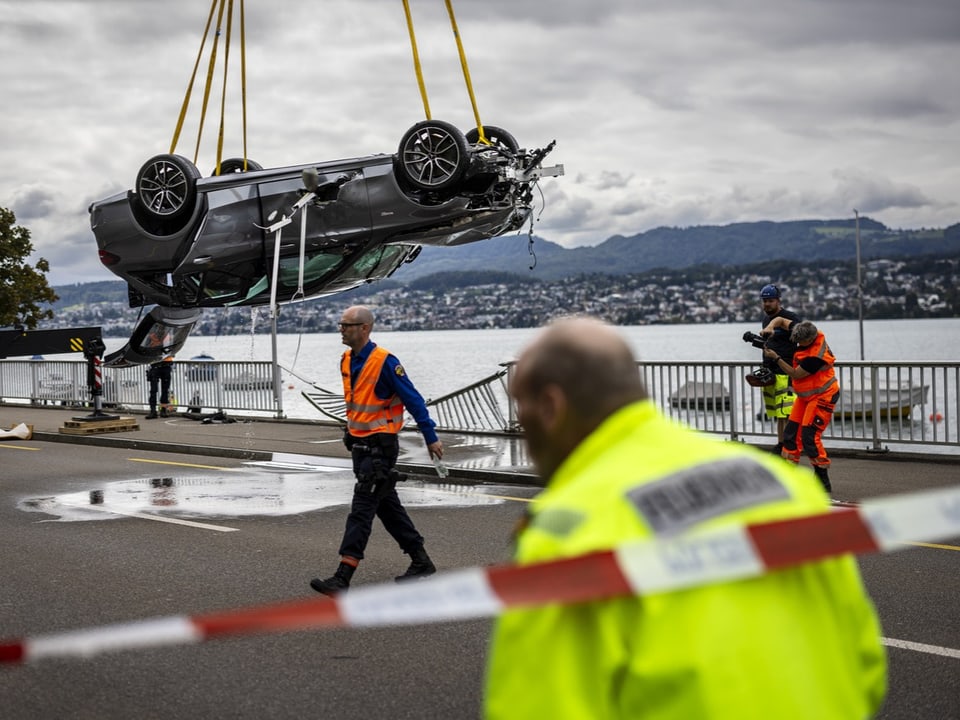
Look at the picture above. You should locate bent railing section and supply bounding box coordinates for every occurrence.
[423,368,512,433]
[302,368,513,434]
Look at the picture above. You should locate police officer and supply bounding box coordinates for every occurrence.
[484,317,885,719]
[310,305,442,595]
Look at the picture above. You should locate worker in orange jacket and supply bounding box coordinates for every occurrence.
[763,319,838,491]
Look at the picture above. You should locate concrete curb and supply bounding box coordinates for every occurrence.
[33,430,275,462]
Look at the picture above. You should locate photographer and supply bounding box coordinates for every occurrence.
[744,285,801,453]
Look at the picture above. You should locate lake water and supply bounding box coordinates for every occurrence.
[107,317,959,419]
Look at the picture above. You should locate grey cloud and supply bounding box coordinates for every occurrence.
[2,0,958,285]
[11,186,57,221]
[833,170,933,213]
[593,171,634,191]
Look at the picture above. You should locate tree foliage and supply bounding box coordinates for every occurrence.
[0,207,58,328]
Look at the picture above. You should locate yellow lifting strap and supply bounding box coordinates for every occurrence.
[401,0,488,144]
[401,0,431,121]
[169,0,249,173]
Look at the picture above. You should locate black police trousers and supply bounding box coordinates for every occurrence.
[338,433,424,560]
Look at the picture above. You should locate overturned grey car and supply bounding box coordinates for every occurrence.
[89,120,562,366]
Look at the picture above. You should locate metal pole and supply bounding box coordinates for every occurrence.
[270,309,284,419]
[854,209,864,361]
[268,226,285,420]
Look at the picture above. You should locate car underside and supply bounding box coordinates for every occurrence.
[89,120,562,366]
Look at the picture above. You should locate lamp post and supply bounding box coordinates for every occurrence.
[854,209,864,361]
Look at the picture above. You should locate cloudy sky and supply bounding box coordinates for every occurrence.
[3,0,959,287]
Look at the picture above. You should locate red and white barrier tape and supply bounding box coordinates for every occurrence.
[2,486,958,665]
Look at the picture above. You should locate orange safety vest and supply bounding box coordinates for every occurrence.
[792,332,838,398]
[341,346,405,436]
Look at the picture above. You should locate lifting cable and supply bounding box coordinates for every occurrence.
[169,0,249,173]
[401,0,488,144]
[401,0,431,121]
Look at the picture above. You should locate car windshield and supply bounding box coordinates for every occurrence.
[311,243,415,296]
[185,244,415,307]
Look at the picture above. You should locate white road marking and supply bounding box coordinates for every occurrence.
[59,501,238,533]
[882,637,960,659]
[243,460,344,472]
[129,458,244,471]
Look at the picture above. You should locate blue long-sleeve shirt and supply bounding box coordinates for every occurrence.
[348,341,438,444]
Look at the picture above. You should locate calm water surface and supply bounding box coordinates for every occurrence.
[106,318,959,416]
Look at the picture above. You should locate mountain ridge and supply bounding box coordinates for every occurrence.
[388,217,959,282]
[49,217,960,306]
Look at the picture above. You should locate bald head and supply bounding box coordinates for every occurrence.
[512,317,648,478]
[342,305,375,326]
[339,305,376,352]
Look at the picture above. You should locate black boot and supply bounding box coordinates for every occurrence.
[395,546,436,582]
[310,561,356,596]
[813,466,832,493]
[146,410,158,419]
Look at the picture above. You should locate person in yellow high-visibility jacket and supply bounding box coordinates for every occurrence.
[484,317,886,720]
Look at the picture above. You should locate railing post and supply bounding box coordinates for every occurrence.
[29,359,42,406]
[727,365,740,441]
[866,364,888,454]
[503,362,520,433]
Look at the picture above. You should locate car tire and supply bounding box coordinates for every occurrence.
[212,158,263,175]
[397,120,470,193]
[465,125,519,154]
[134,154,201,230]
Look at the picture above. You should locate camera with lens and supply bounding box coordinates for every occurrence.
[742,331,767,349]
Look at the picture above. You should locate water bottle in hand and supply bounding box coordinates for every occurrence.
[432,456,449,479]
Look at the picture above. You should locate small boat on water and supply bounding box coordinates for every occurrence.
[833,383,930,420]
[223,371,274,392]
[185,353,218,381]
[669,382,730,411]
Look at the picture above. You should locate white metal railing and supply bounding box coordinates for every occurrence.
[300,360,959,454]
[2,359,958,455]
[638,361,959,454]
[0,359,282,418]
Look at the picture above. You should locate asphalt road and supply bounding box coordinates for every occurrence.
[1,440,957,719]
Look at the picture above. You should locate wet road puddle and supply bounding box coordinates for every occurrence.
[18,461,531,523]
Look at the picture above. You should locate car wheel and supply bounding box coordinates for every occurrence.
[135,154,200,225]
[212,158,263,175]
[465,125,519,153]
[397,120,469,192]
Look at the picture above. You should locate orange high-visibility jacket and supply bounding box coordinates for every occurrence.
[792,332,838,398]
[341,346,404,436]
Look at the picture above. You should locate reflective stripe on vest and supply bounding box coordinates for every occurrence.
[341,346,404,436]
[792,333,839,398]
